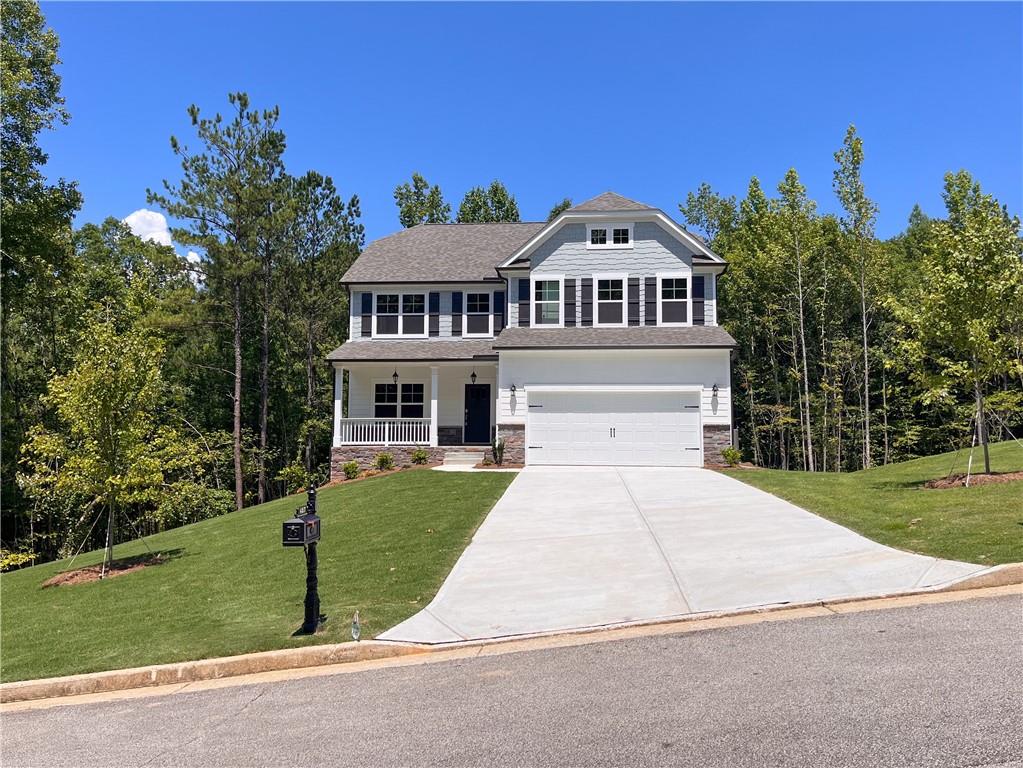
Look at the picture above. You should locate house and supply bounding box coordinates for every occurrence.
[326,191,736,477]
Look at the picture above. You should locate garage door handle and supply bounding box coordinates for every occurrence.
[685,447,700,451]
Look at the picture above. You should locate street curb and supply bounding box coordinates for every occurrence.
[3,563,1020,705]
[0,641,427,705]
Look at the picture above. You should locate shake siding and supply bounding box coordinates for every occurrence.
[530,222,696,276]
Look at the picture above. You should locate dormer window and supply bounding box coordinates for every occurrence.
[587,223,633,249]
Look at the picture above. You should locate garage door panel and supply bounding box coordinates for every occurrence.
[527,391,702,467]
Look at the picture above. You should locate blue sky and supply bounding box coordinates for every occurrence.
[41,2,1022,247]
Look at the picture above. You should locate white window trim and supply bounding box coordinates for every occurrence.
[530,274,565,329]
[372,378,427,419]
[372,291,428,338]
[587,222,634,250]
[656,272,693,327]
[463,290,495,338]
[592,272,629,328]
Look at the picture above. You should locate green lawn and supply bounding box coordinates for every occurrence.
[1,470,514,683]
[724,440,1023,565]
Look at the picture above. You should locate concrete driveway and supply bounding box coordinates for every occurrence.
[379,467,988,644]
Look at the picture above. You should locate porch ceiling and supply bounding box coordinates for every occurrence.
[326,338,497,363]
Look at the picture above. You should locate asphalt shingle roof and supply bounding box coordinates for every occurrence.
[568,192,657,212]
[492,325,736,349]
[341,222,545,284]
[325,338,497,362]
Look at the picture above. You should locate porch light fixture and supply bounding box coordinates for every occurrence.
[470,370,477,385]
[712,383,719,395]
[392,370,399,385]
[510,384,516,394]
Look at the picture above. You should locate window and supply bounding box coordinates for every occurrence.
[374,382,424,418]
[374,383,398,418]
[400,383,424,418]
[660,277,689,324]
[375,293,426,336]
[534,279,561,325]
[465,293,491,336]
[596,277,625,325]
[588,223,633,249]
[376,294,399,335]
[402,294,425,335]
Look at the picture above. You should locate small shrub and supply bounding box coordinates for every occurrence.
[721,446,742,467]
[374,452,395,471]
[410,448,430,465]
[342,460,360,480]
[276,461,308,495]
[482,456,494,466]
[491,436,506,465]
[1,548,37,573]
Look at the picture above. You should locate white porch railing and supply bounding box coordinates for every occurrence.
[337,418,431,446]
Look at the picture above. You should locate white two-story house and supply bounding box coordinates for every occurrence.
[327,192,736,477]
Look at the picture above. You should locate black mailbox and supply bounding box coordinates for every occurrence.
[283,511,320,547]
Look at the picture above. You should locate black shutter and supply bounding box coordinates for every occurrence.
[517,278,530,328]
[644,277,657,325]
[692,276,705,326]
[428,291,440,336]
[494,290,506,331]
[564,279,577,327]
[360,292,372,337]
[451,291,463,336]
[628,278,640,326]
[580,278,593,327]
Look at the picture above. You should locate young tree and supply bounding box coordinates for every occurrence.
[893,171,1023,474]
[19,318,169,573]
[149,92,285,509]
[394,172,450,227]
[457,180,520,223]
[547,197,572,221]
[833,124,879,468]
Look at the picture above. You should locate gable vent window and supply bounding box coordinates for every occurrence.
[375,293,426,336]
[659,277,689,325]
[588,223,633,249]
[465,292,492,336]
[596,277,626,325]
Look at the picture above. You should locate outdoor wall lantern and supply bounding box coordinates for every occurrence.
[712,383,719,396]
[510,384,516,394]
[392,369,399,385]
[282,485,325,635]
[470,370,478,385]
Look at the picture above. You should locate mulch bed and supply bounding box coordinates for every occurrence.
[923,471,1023,490]
[43,553,169,588]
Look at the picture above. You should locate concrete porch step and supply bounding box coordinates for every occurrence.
[443,450,486,466]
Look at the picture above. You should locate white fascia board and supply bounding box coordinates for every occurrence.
[524,384,705,393]
[499,211,725,268]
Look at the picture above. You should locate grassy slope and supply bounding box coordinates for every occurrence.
[1,470,514,682]
[724,440,1023,565]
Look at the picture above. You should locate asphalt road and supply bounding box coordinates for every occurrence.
[4,594,1022,768]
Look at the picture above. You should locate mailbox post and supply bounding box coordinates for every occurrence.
[282,485,324,634]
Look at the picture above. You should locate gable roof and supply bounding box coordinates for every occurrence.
[341,222,545,284]
[569,191,656,212]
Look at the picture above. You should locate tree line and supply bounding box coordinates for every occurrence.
[680,128,1022,473]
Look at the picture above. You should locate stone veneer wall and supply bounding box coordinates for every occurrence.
[438,426,462,446]
[330,446,446,481]
[496,424,525,464]
[702,424,732,465]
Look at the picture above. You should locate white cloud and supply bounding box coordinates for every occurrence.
[186,251,201,265]
[123,208,173,247]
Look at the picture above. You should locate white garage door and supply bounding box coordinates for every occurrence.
[526,390,702,467]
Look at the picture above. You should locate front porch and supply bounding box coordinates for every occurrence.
[332,362,498,468]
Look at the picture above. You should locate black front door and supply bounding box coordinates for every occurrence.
[464,384,491,444]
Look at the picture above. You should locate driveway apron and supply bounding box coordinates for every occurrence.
[379,467,987,643]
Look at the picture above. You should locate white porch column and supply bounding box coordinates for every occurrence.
[430,365,439,447]
[332,365,344,447]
